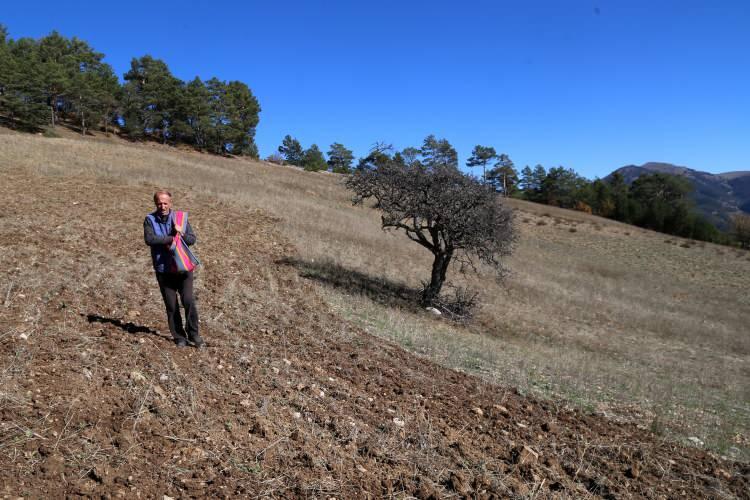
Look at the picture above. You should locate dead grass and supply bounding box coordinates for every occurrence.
[2,130,748,461]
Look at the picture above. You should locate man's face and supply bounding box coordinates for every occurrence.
[155,194,172,216]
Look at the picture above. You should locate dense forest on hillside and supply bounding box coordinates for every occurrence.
[463,144,749,244]
[510,164,729,243]
[0,25,260,156]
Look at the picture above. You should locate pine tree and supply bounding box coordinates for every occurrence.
[174,77,211,148]
[1,35,48,129]
[65,40,118,135]
[37,31,71,128]
[732,214,750,249]
[69,70,99,135]
[122,55,182,142]
[607,172,632,222]
[519,164,546,202]
[466,145,497,183]
[588,179,615,216]
[539,166,588,208]
[96,67,120,135]
[327,143,354,173]
[0,27,27,125]
[630,173,694,234]
[400,147,421,167]
[223,80,260,157]
[302,144,327,171]
[487,153,518,196]
[421,135,458,171]
[0,25,12,115]
[278,135,304,166]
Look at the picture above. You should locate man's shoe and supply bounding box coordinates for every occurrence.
[175,339,188,348]
[190,335,206,349]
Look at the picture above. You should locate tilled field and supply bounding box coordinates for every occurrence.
[0,171,747,498]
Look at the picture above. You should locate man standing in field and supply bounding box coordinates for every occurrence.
[143,190,205,348]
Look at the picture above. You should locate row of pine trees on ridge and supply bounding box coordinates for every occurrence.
[0,26,260,156]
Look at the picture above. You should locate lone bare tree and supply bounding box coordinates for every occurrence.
[347,146,517,307]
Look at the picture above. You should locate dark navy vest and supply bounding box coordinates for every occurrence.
[146,211,174,273]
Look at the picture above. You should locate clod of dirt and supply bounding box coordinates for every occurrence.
[152,385,167,399]
[625,462,640,479]
[493,404,509,416]
[515,445,539,465]
[715,468,731,480]
[472,407,484,417]
[445,471,470,496]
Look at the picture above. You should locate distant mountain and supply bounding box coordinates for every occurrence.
[607,162,750,229]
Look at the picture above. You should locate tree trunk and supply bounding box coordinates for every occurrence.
[80,99,86,136]
[421,249,453,306]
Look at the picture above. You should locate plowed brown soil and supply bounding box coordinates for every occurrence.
[1,170,747,499]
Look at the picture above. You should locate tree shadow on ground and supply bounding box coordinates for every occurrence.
[84,313,170,340]
[277,257,423,313]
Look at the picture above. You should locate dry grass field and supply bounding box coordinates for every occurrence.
[1,128,747,464]
[1,128,748,497]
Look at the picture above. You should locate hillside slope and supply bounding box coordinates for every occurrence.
[609,162,750,228]
[1,162,748,496]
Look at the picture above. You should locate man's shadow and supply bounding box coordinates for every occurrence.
[83,313,171,340]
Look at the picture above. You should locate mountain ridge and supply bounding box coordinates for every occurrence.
[607,162,750,229]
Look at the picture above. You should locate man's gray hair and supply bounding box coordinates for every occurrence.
[153,190,172,203]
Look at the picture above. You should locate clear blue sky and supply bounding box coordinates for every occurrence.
[3,1,749,177]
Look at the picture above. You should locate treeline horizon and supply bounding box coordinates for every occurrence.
[274,135,744,246]
[0,26,260,156]
[2,25,747,247]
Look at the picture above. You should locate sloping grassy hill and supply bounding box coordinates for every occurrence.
[1,128,748,497]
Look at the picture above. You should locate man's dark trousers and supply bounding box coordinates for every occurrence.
[156,271,199,343]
